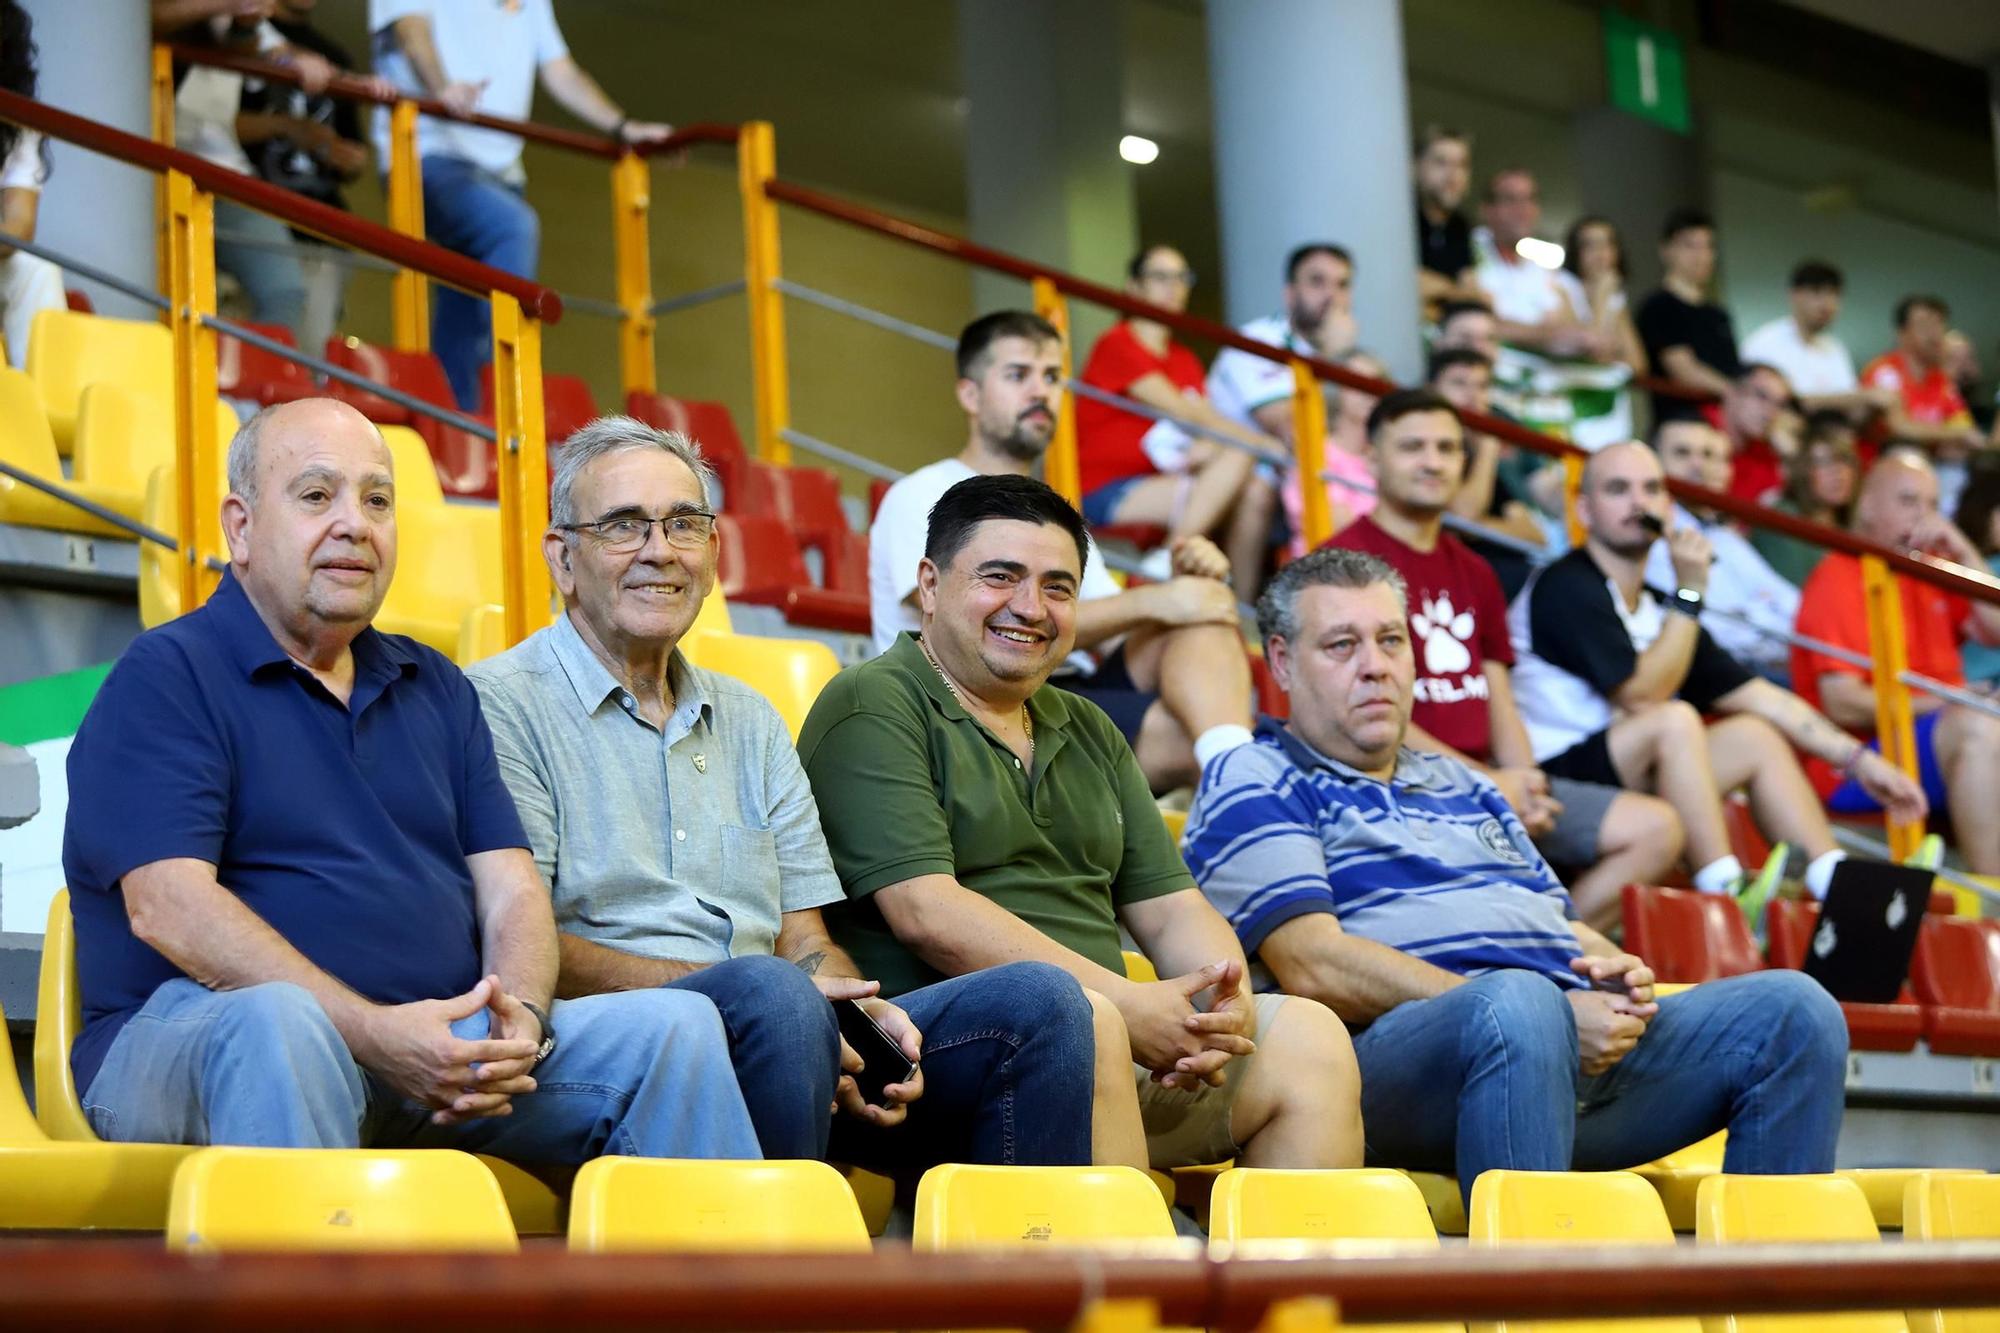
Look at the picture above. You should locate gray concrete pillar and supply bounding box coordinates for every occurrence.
[1205,0,1423,382]
[956,0,1137,348]
[1572,104,1706,300]
[21,0,155,318]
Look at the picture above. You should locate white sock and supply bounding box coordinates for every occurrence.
[1192,724,1255,771]
[1804,850,1847,901]
[1693,855,1746,896]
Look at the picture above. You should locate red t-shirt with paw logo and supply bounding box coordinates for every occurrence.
[1329,516,1514,762]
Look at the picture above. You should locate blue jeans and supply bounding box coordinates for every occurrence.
[1352,970,1847,1203]
[214,199,307,345]
[82,977,760,1162]
[673,957,1095,1169]
[421,154,539,409]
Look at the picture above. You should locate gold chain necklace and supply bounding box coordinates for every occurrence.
[919,636,1033,755]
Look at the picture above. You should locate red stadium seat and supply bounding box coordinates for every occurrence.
[822,526,869,597]
[1764,899,1923,1051]
[217,323,314,407]
[1093,522,1169,556]
[1721,795,1771,871]
[323,337,504,498]
[478,367,599,447]
[1250,652,1289,719]
[716,512,811,605]
[1621,885,1766,984]
[868,476,892,523]
[625,390,747,504]
[1909,915,2000,1057]
[64,289,94,314]
[752,462,849,563]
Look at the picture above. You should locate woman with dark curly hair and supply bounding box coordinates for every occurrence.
[0,0,67,369]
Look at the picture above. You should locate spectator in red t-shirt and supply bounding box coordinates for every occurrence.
[1076,244,1283,591]
[1792,450,2000,876]
[1327,388,1681,927]
[1861,295,1983,513]
[1703,363,1799,506]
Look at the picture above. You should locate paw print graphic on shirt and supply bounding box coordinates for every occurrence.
[1411,592,1475,676]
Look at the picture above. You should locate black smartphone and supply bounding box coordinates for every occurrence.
[836,1000,918,1107]
[1636,511,1665,538]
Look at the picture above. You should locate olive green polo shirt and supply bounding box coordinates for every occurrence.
[798,632,1191,997]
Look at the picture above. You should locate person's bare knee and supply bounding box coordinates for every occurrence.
[1083,988,1147,1170]
[1610,792,1684,879]
[1131,701,1197,792]
[1233,998,1363,1169]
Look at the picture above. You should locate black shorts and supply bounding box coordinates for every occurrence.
[1054,646,1155,743]
[1540,728,1621,789]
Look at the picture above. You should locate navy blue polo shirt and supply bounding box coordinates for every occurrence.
[62,571,528,1093]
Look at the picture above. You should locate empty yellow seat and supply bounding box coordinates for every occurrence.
[167,1147,518,1252]
[1211,1167,1438,1248]
[1901,1173,2000,1333]
[1634,1130,1727,1232]
[72,382,240,524]
[682,628,840,741]
[1160,807,1187,844]
[1695,1174,1903,1333]
[1843,1167,1983,1230]
[568,1157,869,1252]
[0,999,193,1230]
[1408,1170,1469,1236]
[913,1164,1178,1249]
[1469,1169,1697,1333]
[0,366,131,538]
[26,308,173,454]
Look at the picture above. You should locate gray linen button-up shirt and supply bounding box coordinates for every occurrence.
[467,613,844,962]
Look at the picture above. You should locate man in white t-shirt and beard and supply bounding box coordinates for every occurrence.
[869,312,1254,793]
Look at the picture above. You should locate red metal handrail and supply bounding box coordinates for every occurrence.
[0,87,561,322]
[165,44,741,159]
[764,176,2000,609]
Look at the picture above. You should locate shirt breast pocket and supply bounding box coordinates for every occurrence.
[718,824,781,956]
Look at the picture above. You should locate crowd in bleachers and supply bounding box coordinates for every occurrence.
[14,1,2000,1260]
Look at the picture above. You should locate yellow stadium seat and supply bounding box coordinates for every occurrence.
[1160,807,1186,844]
[1634,1130,1727,1232]
[1210,1167,1439,1248]
[913,1164,1178,1249]
[0,999,193,1230]
[1469,1169,1698,1333]
[841,1163,897,1238]
[1842,1168,1983,1230]
[35,889,565,1234]
[1694,1174,1902,1333]
[1123,950,1159,982]
[72,382,239,524]
[568,1157,870,1253]
[0,366,132,538]
[167,1147,518,1252]
[26,308,173,454]
[1408,1170,1468,1236]
[681,628,840,742]
[1903,1173,2000,1333]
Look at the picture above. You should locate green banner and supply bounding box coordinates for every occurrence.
[1604,10,1690,135]
[0,663,111,747]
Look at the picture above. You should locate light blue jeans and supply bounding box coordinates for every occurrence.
[1352,969,1848,1203]
[213,199,308,345]
[83,978,761,1163]
[421,154,540,409]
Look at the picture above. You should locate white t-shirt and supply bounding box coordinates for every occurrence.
[0,131,45,192]
[173,21,286,177]
[1551,269,1625,324]
[1473,227,1566,327]
[1207,313,1308,433]
[1739,316,1858,397]
[369,0,569,182]
[867,457,1120,666]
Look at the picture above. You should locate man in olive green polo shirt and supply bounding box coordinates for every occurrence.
[800,472,1362,1171]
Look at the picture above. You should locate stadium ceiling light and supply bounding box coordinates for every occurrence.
[1119,134,1160,165]
[1516,237,1566,270]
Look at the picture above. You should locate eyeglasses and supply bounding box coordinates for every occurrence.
[559,511,717,553]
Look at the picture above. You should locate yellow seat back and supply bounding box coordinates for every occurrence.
[1211,1167,1439,1249]
[1902,1174,2000,1333]
[1843,1168,1983,1231]
[167,1146,519,1252]
[0,365,71,523]
[913,1164,1177,1249]
[1160,807,1187,845]
[1469,1170,1695,1333]
[0,999,48,1144]
[26,309,173,454]
[33,888,96,1143]
[681,629,839,742]
[380,424,446,513]
[1695,1174,1902,1333]
[1123,950,1159,983]
[568,1158,869,1253]
[72,383,239,522]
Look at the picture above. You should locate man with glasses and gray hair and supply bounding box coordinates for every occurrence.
[1182,546,1848,1205]
[467,416,1100,1172]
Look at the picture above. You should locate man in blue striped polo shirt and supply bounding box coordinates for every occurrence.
[1184,548,1847,1199]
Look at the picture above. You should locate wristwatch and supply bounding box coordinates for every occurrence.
[521,1000,557,1069]
[1671,586,1705,618]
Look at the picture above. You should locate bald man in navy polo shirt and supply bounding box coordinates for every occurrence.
[63,398,758,1160]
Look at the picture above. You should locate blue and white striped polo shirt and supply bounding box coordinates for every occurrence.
[1184,721,1586,991]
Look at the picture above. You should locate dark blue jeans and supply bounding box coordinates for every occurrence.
[672,957,1096,1168]
[421,154,540,409]
[1353,969,1848,1203]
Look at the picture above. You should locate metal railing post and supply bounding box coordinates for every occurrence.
[150,45,175,324]
[737,120,791,464]
[1861,554,1924,861]
[1032,276,1081,507]
[386,99,429,351]
[612,150,656,397]
[489,291,551,646]
[1290,358,1332,550]
[165,169,222,610]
